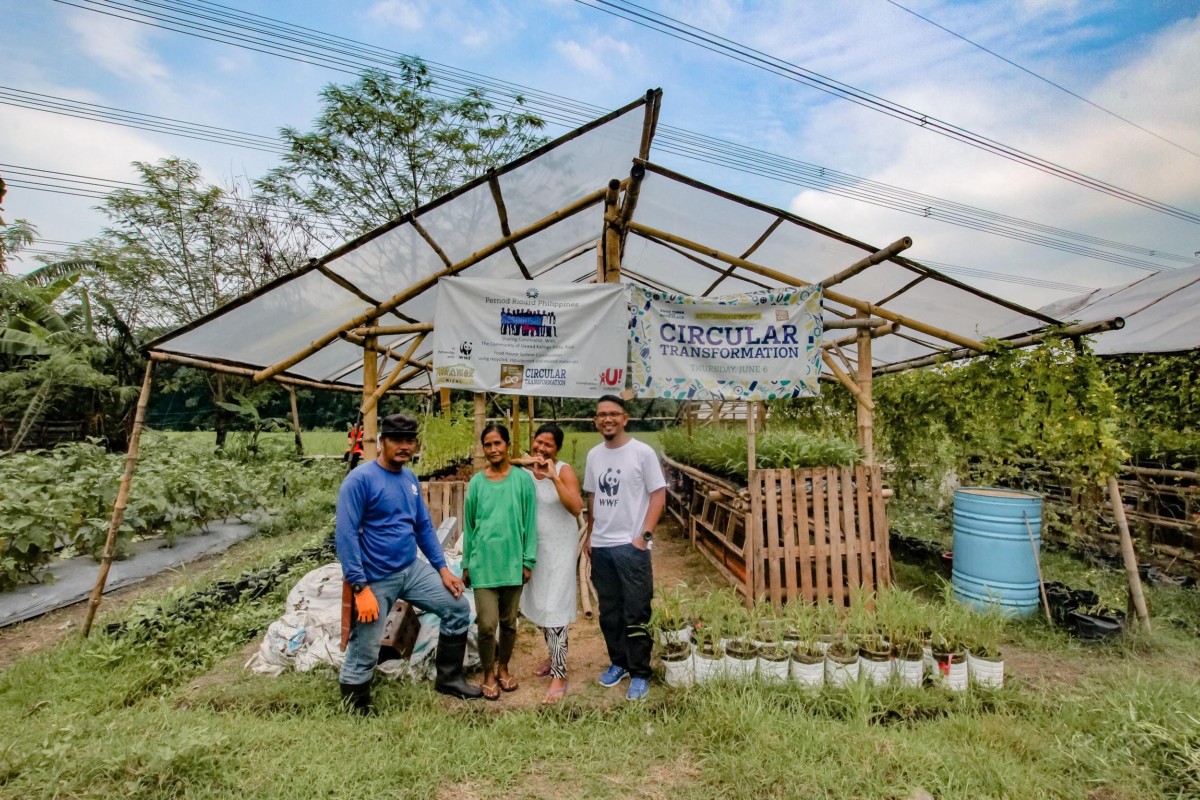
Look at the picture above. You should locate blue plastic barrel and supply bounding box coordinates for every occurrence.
[951,488,1043,617]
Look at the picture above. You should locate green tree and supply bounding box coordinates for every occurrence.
[257,58,546,238]
[0,261,138,451]
[0,177,37,275]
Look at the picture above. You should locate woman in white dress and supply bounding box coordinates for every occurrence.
[519,423,583,704]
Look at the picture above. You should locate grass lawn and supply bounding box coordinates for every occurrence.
[1,447,1198,799]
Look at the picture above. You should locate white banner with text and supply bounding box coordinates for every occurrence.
[629,285,823,400]
[431,277,630,397]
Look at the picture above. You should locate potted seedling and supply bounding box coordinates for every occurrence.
[651,583,692,646]
[824,633,861,688]
[660,639,694,688]
[723,605,759,682]
[965,604,1007,688]
[751,605,789,683]
[784,606,824,688]
[877,587,926,688]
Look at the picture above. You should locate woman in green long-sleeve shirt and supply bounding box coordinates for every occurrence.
[463,423,537,700]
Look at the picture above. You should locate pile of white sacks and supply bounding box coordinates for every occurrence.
[245,528,479,681]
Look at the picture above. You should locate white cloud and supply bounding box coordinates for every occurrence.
[66,10,168,83]
[553,35,634,79]
[367,0,424,30]
[461,29,489,49]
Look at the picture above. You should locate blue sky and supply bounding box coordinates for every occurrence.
[4,0,1199,307]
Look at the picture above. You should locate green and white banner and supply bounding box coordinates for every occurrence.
[629,285,823,400]
[431,277,630,397]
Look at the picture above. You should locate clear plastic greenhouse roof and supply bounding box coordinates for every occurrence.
[1036,264,1200,355]
[149,90,1078,392]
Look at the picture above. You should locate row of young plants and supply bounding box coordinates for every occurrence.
[660,425,860,485]
[0,433,298,591]
[649,584,1008,692]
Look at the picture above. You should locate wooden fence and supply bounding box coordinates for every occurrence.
[663,455,890,605]
[998,460,1200,575]
[421,480,467,547]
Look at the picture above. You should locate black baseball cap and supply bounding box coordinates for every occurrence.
[379,413,419,439]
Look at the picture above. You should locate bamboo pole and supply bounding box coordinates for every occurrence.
[819,237,913,288]
[1022,512,1054,626]
[488,172,533,279]
[254,186,611,384]
[527,396,535,452]
[828,322,899,349]
[440,388,452,419]
[288,386,303,456]
[361,333,428,417]
[362,331,379,462]
[874,317,1126,375]
[147,352,400,394]
[824,317,890,330]
[746,400,756,471]
[352,323,435,337]
[473,393,487,471]
[603,179,622,284]
[625,221,986,352]
[511,395,521,454]
[821,351,875,412]
[83,361,155,638]
[855,313,875,465]
[1107,474,1152,633]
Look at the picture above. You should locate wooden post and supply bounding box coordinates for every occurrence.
[511,395,521,454]
[472,393,486,471]
[746,400,757,471]
[287,386,303,456]
[362,330,379,462]
[685,401,693,436]
[527,396,536,452]
[82,361,155,638]
[1107,474,1151,633]
[440,388,452,419]
[855,312,875,465]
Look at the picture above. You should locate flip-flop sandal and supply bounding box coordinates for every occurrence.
[497,675,519,692]
[481,681,501,701]
[541,682,568,705]
[534,661,552,678]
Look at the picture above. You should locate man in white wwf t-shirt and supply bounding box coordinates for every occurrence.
[583,394,666,702]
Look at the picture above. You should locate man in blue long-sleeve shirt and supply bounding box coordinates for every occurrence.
[336,413,482,712]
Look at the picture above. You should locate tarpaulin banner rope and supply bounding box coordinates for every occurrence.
[431,277,630,397]
[629,285,823,400]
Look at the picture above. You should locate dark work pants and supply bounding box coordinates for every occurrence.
[590,543,654,680]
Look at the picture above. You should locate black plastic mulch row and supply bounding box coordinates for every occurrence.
[104,535,336,639]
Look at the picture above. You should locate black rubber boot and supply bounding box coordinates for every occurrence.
[339,681,374,716]
[434,631,483,700]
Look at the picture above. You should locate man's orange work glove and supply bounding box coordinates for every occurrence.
[355,586,380,623]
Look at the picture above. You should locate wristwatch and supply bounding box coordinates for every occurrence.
[351,582,367,595]
[641,531,654,550]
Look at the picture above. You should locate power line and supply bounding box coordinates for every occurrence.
[0,163,342,235]
[33,1,1194,274]
[576,0,1200,225]
[882,0,1200,161]
[0,86,282,153]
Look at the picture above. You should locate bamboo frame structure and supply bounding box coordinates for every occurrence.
[82,361,155,638]
[361,333,428,417]
[253,185,612,385]
[875,317,1126,375]
[821,351,875,412]
[352,323,435,337]
[624,220,987,353]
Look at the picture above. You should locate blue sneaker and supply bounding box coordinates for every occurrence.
[626,677,650,701]
[598,665,629,687]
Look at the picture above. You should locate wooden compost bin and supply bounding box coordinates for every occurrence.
[421,480,467,539]
[664,455,890,605]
